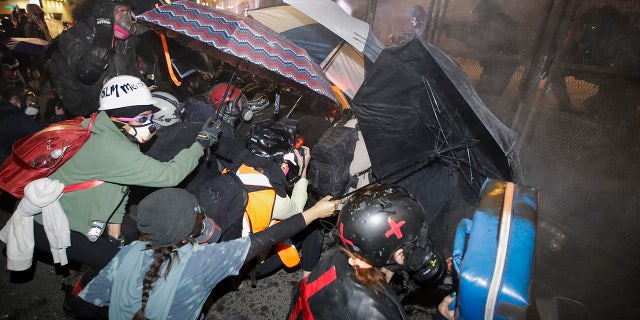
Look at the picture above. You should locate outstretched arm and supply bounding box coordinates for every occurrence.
[245,196,339,263]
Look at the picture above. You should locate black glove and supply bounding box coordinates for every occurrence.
[218,101,240,125]
[196,118,223,148]
[93,17,114,49]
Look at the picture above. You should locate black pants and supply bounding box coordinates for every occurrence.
[33,214,139,271]
[33,215,138,319]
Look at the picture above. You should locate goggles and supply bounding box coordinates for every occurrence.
[114,113,154,123]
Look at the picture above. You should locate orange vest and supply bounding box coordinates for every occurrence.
[235,164,301,267]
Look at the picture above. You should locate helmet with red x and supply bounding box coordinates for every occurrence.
[337,184,428,267]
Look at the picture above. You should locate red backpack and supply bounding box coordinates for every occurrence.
[0,113,103,199]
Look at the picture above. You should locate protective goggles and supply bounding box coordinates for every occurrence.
[114,113,154,123]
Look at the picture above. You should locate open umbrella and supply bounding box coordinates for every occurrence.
[351,38,520,253]
[3,37,49,56]
[284,0,384,63]
[248,5,367,98]
[136,0,337,106]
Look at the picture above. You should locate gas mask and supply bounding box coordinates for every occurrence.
[113,5,134,40]
[191,209,222,244]
[218,96,253,124]
[125,120,157,144]
[399,224,447,289]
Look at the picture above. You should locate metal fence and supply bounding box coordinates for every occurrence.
[371,0,640,318]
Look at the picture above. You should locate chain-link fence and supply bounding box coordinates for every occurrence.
[371,0,640,318]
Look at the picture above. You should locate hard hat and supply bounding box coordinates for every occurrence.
[99,75,158,111]
[152,91,183,126]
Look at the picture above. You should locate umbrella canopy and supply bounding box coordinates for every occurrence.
[249,5,365,98]
[137,0,337,105]
[3,37,49,56]
[284,0,384,63]
[351,38,520,252]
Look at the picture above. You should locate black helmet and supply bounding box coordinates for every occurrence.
[246,120,294,157]
[338,184,427,267]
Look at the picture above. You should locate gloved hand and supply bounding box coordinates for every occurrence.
[218,101,240,125]
[196,118,223,148]
[93,17,114,49]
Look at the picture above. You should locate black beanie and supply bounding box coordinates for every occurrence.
[137,188,200,247]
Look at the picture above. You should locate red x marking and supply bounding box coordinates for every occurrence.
[339,223,353,246]
[288,267,338,320]
[385,218,406,239]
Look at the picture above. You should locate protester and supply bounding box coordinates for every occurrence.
[234,120,320,278]
[389,4,429,44]
[42,95,68,124]
[0,86,45,163]
[0,75,225,317]
[24,4,52,41]
[288,184,447,319]
[49,0,142,116]
[151,91,184,126]
[407,4,429,40]
[76,187,339,319]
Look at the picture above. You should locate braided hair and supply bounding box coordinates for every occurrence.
[133,240,188,320]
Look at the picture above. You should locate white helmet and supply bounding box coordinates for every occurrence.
[152,91,184,126]
[99,75,158,111]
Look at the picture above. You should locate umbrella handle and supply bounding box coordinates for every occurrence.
[157,31,182,87]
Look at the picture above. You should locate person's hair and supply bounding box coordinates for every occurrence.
[133,241,188,320]
[340,246,387,293]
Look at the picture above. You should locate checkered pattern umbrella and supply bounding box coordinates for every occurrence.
[137,0,337,104]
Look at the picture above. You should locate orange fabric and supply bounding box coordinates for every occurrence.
[245,188,275,232]
[158,31,182,86]
[275,241,301,268]
[238,164,301,267]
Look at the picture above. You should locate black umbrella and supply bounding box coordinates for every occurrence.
[351,39,520,252]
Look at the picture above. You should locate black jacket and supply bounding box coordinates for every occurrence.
[288,249,407,320]
[49,11,140,116]
[0,102,44,163]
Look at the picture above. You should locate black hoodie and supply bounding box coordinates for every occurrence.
[49,0,140,117]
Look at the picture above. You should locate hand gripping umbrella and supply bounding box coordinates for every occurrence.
[137,0,338,107]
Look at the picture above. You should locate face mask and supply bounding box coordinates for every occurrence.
[126,121,157,144]
[194,217,222,244]
[113,6,133,40]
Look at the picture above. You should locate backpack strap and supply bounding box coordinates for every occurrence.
[62,180,104,193]
[86,113,97,133]
[62,115,100,194]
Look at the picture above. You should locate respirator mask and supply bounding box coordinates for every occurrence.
[119,115,157,144]
[113,5,134,40]
[191,208,222,244]
[398,224,447,291]
[219,97,253,124]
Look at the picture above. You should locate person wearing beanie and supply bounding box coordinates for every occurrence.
[20,75,222,318]
[77,188,340,320]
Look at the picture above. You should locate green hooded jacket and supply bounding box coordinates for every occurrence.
[35,112,204,235]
